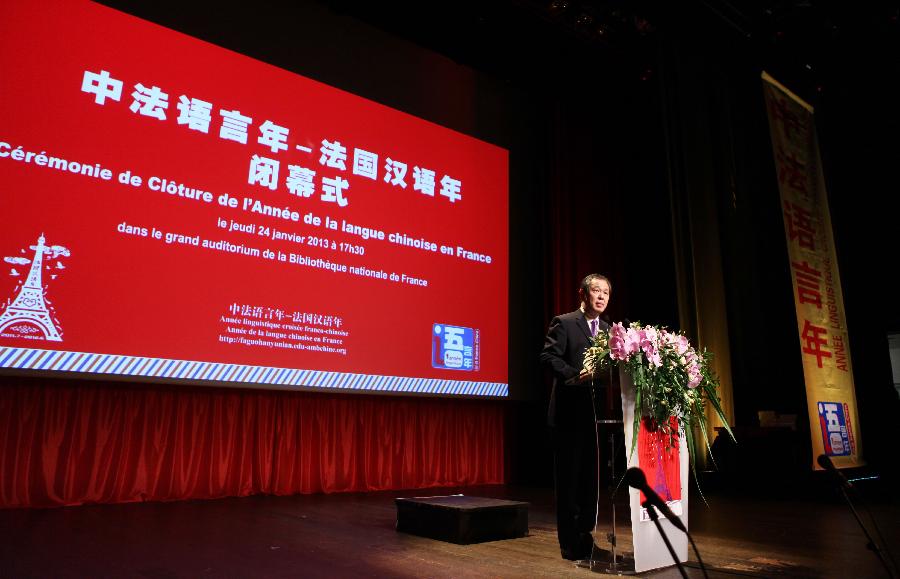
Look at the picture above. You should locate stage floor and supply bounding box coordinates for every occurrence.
[1,482,897,578]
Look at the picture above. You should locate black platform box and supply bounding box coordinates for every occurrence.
[395,495,529,544]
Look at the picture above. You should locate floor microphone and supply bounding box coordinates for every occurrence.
[624,467,687,533]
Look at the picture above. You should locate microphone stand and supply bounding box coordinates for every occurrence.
[574,371,603,570]
[577,365,635,573]
[643,502,688,579]
[833,479,897,578]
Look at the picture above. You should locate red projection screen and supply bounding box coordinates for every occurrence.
[0,1,509,396]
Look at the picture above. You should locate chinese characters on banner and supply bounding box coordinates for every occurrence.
[762,72,863,469]
[81,69,464,209]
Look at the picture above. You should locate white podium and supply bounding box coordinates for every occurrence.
[619,371,690,573]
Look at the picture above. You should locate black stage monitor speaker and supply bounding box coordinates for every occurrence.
[395,495,529,544]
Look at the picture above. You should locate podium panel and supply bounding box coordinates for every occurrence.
[620,372,689,573]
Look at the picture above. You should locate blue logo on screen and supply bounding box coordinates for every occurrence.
[817,401,851,456]
[432,324,479,371]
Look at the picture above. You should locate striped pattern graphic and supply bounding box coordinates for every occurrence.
[0,347,508,396]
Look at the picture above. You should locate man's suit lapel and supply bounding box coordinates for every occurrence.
[576,312,591,341]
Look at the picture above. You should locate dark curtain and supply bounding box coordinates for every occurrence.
[0,379,505,508]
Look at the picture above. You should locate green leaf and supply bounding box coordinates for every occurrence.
[704,382,735,443]
[697,410,717,471]
[629,385,641,462]
[683,424,708,506]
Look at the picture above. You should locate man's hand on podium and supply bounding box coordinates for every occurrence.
[565,369,595,385]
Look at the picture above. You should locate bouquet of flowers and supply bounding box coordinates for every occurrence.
[583,321,735,480]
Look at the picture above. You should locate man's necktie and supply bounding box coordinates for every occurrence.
[590,318,598,337]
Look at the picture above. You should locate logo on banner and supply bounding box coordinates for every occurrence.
[817,401,852,456]
[0,234,69,342]
[432,323,479,371]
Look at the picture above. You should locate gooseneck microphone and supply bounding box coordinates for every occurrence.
[624,467,687,534]
[817,454,852,490]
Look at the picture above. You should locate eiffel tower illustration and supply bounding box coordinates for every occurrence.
[0,234,63,341]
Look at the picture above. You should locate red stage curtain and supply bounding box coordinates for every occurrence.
[0,379,505,508]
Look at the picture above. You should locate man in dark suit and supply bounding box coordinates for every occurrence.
[540,273,611,561]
